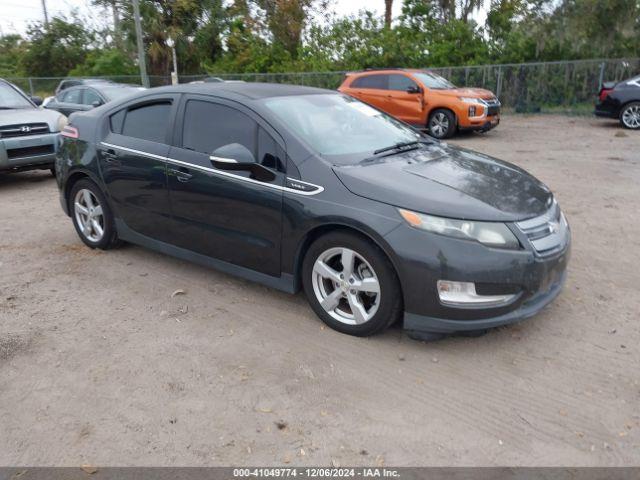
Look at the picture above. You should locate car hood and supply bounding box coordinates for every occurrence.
[0,107,65,131]
[437,88,496,99]
[332,144,553,222]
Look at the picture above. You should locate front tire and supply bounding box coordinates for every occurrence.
[302,232,402,337]
[69,178,119,250]
[620,102,640,129]
[428,109,457,139]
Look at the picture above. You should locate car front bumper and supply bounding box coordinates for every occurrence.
[0,132,59,171]
[383,221,571,339]
[459,115,500,132]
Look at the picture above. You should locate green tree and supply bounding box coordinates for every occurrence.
[19,17,94,76]
[68,49,138,76]
[0,35,28,77]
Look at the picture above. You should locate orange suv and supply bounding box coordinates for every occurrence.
[338,69,500,139]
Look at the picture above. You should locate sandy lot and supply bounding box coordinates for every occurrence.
[0,115,639,467]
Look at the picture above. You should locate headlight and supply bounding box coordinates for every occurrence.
[55,114,68,132]
[398,209,520,249]
[459,97,484,105]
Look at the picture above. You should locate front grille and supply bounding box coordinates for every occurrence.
[0,123,50,139]
[6,144,54,159]
[483,98,501,116]
[516,201,569,257]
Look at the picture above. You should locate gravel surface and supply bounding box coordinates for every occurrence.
[0,115,639,466]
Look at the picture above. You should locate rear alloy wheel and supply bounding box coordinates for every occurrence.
[70,179,119,250]
[620,102,640,129]
[428,109,456,139]
[302,232,402,336]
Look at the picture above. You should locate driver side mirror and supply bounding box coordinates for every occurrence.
[210,143,276,182]
[406,85,422,94]
[30,95,43,106]
[91,100,103,108]
[210,143,256,170]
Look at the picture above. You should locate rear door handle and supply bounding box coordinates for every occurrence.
[169,167,193,182]
[100,148,119,164]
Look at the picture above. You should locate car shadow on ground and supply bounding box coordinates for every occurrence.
[0,170,55,189]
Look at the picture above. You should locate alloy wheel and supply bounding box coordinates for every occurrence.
[74,188,105,243]
[622,105,640,129]
[430,112,449,137]
[311,247,381,325]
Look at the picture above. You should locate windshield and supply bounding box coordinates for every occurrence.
[262,94,423,164]
[0,82,33,109]
[412,72,456,90]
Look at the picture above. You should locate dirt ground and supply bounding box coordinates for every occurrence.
[0,115,639,467]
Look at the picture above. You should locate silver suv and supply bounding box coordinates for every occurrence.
[0,79,67,175]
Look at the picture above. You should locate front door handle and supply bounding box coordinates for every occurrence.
[169,167,193,182]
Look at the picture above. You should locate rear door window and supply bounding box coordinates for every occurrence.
[121,102,171,143]
[351,75,388,89]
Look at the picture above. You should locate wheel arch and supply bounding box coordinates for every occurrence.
[292,223,404,304]
[427,106,458,127]
[63,169,105,216]
[619,100,640,117]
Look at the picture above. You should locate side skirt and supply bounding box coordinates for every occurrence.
[115,219,296,294]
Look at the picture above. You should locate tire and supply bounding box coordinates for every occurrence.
[620,102,640,130]
[427,109,457,139]
[69,178,120,250]
[302,231,402,337]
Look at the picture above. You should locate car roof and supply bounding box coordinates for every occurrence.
[348,68,431,76]
[62,83,137,93]
[153,82,332,100]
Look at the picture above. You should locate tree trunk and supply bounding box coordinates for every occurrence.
[384,0,393,28]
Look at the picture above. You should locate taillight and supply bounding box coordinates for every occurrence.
[599,88,612,102]
[61,125,79,139]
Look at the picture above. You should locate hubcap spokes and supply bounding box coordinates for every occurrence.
[622,106,640,128]
[74,189,104,242]
[431,113,449,137]
[312,247,380,325]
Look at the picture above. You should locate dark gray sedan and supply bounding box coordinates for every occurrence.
[56,82,570,341]
[45,83,145,117]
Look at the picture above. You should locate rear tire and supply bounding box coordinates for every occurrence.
[69,178,120,250]
[428,109,457,139]
[620,102,640,129]
[302,231,402,337]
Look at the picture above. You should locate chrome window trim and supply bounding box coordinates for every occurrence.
[100,142,324,196]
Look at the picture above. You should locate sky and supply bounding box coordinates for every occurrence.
[0,0,485,37]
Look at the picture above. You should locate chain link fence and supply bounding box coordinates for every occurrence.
[7,58,639,114]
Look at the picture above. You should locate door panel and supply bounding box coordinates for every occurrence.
[97,96,178,242]
[386,91,424,123]
[386,75,424,124]
[99,134,172,241]
[166,96,284,277]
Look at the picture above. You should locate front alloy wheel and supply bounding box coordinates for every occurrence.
[620,102,640,129]
[312,247,381,325]
[302,232,402,337]
[428,109,456,139]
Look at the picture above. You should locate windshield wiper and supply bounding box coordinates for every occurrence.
[373,139,434,156]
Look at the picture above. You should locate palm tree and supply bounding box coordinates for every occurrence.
[384,0,393,28]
